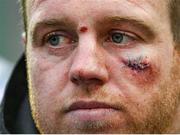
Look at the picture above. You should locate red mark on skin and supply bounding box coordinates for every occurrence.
[122,56,159,86]
[79,26,88,33]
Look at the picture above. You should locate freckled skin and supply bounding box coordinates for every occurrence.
[25,0,180,133]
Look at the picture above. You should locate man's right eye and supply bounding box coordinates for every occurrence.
[45,32,73,47]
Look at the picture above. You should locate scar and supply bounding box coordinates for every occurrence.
[79,26,88,33]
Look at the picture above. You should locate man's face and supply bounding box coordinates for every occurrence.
[26,0,180,133]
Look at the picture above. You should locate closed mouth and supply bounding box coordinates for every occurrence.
[67,101,119,112]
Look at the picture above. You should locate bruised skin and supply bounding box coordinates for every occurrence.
[26,0,180,134]
[122,56,158,85]
[123,56,150,71]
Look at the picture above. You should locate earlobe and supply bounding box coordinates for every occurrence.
[22,32,27,45]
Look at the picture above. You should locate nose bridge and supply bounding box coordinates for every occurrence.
[69,33,109,85]
[73,33,101,71]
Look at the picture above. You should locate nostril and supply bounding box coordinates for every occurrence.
[70,73,104,86]
[69,64,109,86]
[70,75,80,85]
[86,78,104,85]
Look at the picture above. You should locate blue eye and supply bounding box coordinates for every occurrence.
[111,33,124,43]
[109,31,135,45]
[46,33,72,47]
[48,35,60,46]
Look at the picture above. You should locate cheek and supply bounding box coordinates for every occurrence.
[28,52,70,104]
[104,45,164,89]
[28,55,72,129]
[107,54,160,89]
[122,57,160,86]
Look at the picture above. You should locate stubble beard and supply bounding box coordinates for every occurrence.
[27,59,180,134]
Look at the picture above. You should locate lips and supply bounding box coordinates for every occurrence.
[67,101,119,112]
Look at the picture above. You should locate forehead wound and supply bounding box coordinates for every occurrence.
[79,26,88,33]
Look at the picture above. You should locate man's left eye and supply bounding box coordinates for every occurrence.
[108,31,135,45]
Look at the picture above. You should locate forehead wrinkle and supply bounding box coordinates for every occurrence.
[127,0,168,12]
[127,0,149,12]
[28,0,73,21]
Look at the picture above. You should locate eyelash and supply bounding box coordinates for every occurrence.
[106,30,138,46]
[46,32,72,42]
[43,30,139,48]
[41,31,79,50]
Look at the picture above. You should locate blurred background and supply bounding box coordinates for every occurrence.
[0,0,23,102]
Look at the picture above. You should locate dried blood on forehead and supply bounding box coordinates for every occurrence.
[79,26,88,33]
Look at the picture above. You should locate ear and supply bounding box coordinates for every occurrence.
[21,32,27,46]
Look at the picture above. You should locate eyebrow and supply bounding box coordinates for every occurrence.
[98,16,156,40]
[31,16,156,43]
[30,18,77,43]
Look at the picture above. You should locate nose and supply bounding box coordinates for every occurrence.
[69,34,109,87]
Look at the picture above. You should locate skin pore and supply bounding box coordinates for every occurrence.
[25,0,180,133]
